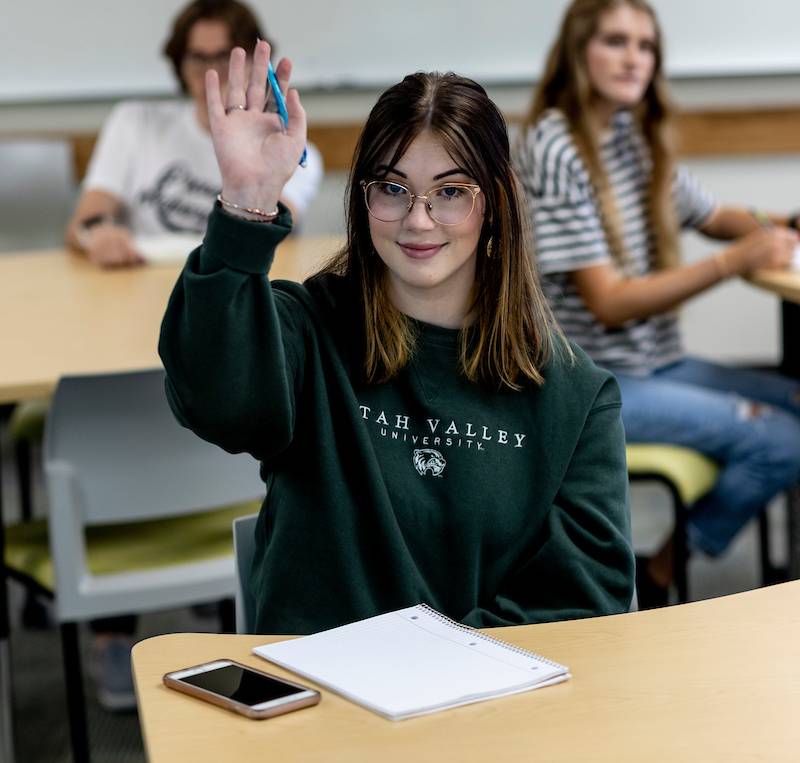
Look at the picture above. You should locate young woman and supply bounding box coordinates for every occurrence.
[66,0,322,267]
[159,39,635,634]
[514,0,800,605]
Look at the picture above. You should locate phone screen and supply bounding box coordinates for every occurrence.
[178,665,307,707]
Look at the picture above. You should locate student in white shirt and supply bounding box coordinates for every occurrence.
[65,0,322,268]
[61,0,322,713]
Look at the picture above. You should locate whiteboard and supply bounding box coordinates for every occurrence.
[3,0,800,102]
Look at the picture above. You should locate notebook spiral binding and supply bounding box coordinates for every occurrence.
[415,604,565,670]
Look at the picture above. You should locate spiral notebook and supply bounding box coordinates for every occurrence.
[252,604,570,720]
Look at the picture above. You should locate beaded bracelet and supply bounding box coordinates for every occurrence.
[217,193,279,222]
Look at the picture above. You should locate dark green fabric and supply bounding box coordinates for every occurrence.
[160,206,634,635]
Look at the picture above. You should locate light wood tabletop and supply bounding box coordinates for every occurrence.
[0,237,341,405]
[133,582,800,763]
[749,267,800,304]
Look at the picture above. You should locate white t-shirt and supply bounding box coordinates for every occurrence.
[83,100,323,235]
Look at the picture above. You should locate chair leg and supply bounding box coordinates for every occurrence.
[13,440,32,523]
[13,439,51,631]
[0,579,15,763]
[672,496,689,604]
[0,449,17,763]
[60,622,90,763]
[0,636,14,763]
[788,485,800,580]
[21,592,50,630]
[218,598,236,634]
[757,507,774,584]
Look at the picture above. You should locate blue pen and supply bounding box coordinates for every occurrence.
[267,60,307,168]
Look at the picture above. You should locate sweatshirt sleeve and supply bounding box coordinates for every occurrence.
[464,376,635,627]
[158,204,308,461]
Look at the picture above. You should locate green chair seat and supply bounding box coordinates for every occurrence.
[9,398,50,444]
[4,499,262,592]
[626,444,719,506]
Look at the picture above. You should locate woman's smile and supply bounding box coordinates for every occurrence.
[397,241,448,259]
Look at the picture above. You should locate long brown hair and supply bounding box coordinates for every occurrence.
[523,0,678,270]
[319,72,560,390]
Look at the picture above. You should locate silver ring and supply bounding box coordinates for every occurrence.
[225,104,246,114]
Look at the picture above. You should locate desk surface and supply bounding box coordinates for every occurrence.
[0,237,340,405]
[4,252,796,406]
[749,267,800,304]
[133,582,800,762]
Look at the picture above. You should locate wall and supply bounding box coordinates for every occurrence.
[4,0,800,102]
[2,0,799,366]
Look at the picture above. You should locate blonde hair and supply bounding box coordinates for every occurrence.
[318,72,562,390]
[523,0,679,271]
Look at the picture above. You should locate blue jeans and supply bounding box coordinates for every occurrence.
[616,357,800,557]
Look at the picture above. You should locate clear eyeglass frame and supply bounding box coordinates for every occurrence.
[183,50,232,73]
[360,179,482,226]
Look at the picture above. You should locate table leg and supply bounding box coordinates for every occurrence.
[0,645,13,763]
[788,486,800,581]
[780,301,800,379]
[0,442,16,763]
[780,301,800,581]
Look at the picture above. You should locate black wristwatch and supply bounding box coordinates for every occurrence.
[76,212,117,249]
[80,212,116,230]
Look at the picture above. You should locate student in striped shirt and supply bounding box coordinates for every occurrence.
[515,0,800,607]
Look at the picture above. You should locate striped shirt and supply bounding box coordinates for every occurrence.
[515,109,716,376]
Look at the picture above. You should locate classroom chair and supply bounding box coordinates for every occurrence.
[626,444,777,603]
[2,369,265,763]
[233,513,259,634]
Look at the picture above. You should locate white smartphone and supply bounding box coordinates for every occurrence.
[163,659,320,719]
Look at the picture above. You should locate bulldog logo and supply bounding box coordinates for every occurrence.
[412,448,446,477]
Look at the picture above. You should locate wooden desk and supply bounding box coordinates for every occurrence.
[133,582,800,763]
[0,237,338,763]
[0,237,341,405]
[749,268,800,305]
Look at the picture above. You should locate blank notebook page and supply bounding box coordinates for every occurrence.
[134,233,203,264]
[253,604,569,720]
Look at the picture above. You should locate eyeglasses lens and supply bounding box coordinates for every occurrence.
[184,51,231,72]
[365,181,475,225]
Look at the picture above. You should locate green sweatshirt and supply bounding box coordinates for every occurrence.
[159,206,634,635]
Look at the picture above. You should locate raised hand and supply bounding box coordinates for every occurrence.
[206,39,306,217]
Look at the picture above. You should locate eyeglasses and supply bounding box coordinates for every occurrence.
[361,180,482,226]
[183,49,232,73]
